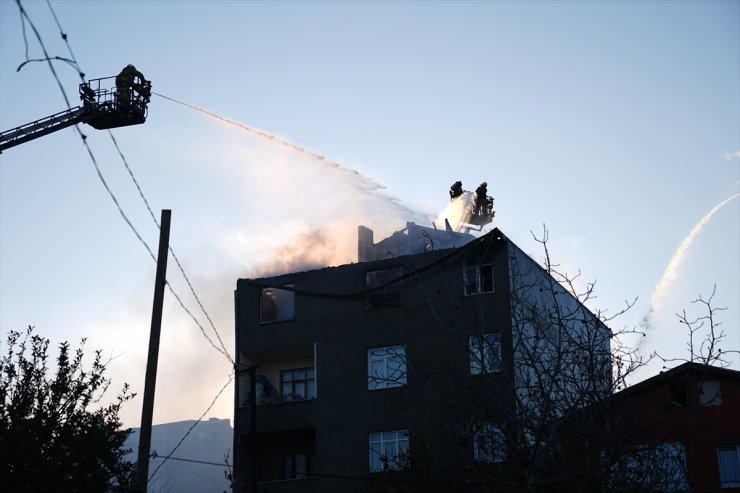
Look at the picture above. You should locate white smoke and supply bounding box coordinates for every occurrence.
[436,192,475,232]
[106,98,434,427]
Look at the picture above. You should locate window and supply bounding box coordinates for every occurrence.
[282,452,314,480]
[368,346,407,390]
[281,368,316,401]
[616,442,688,492]
[464,257,493,295]
[699,379,722,406]
[719,445,740,487]
[470,334,502,375]
[365,267,403,308]
[369,430,409,472]
[669,381,688,407]
[260,285,295,323]
[473,424,506,463]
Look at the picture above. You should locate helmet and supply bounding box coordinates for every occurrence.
[480,182,487,187]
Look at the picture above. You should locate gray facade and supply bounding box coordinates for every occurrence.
[233,224,607,492]
[125,418,233,493]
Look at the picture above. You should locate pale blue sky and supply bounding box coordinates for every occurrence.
[1,0,738,427]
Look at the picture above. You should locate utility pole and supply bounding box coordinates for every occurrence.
[134,209,171,493]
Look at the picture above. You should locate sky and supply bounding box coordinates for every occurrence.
[1,0,738,430]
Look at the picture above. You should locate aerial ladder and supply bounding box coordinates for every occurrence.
[0,73,152,152]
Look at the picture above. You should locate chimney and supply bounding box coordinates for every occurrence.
[358,226,374,262]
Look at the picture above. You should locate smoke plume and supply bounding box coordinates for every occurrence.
[107,97,433,427]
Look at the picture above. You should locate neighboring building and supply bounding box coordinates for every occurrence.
[125,418,233,493]
[232,222,610,492]
[608,363,740,492]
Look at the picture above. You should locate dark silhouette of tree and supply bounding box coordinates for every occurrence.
[0,326,135,492]
[356,228,733,493]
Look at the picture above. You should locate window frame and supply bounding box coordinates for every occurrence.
[463,256,494,296]
[473,423,506,463]
[368,345,407,390]
[260,284,295,323]
[365,267,404,309]
[469,333,502,375]
[369,430,409,472]
[281,451,314,480]
[669,381,688,407]
[699,379,722,406]
[616,442,688,492]
[280,367,316,401]
[718,445,740,488]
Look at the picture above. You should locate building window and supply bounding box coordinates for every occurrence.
[366,267,404,308]
[699,379,722,406]
[470,334,502,375]
[617,442,688,491]
[367,346,406,390]
[281,368,316,401]
[464,257,493,295]
[260,285,295,323]
[718,445,740,487]
[368,346,407,390]
[282,452,314,480]
[474,424,506,463]
[369,430,409,472]
[669,381,688,407]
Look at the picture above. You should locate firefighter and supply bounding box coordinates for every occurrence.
[474,182,488,215]
[115,64,144,108]
[450,181,463,201]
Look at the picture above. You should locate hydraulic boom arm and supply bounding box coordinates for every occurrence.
[0,106,89,151]
[0,74,151,153]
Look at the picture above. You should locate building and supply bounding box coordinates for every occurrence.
[232,222,611,492]
[607,362,740,492]
[125,418,233,493]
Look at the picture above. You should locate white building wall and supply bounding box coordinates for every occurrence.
[507,242,612,416]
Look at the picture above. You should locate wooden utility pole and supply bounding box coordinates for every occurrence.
[135,209,171,493]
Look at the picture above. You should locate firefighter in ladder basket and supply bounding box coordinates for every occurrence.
[474,182,492,216]
[450,181,464,201]
[116,64,146,109]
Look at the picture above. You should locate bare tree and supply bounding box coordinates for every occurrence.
[356,226,707,493]
[669,285,733,368]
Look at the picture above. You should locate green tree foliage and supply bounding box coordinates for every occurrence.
[0,326,135,492]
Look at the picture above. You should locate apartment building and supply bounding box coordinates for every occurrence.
[232,222,610,492]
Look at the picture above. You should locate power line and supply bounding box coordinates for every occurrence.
[106,129,233,363]
[151,454,232,468]
[14,0,158,264]
[22,0,234,365]
[148,373,234,484]
[11,9,240,483]
[242,231,500,300]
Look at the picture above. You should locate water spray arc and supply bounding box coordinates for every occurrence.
[649,192,740,315]
[152,93,423,217]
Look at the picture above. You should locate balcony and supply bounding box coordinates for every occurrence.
[237,344,318,434]
[235,427,317,493]
[236,397,318,435]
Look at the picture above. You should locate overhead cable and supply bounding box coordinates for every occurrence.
[22,0,233,364]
